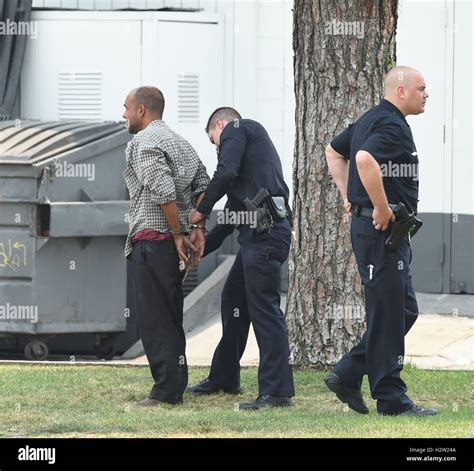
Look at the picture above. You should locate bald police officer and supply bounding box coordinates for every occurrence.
[325,66,438,416]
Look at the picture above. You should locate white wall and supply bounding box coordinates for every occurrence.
[450,0,473,217]
[32,0,201,8]
[397,0,473,216]
[30,0,296,199]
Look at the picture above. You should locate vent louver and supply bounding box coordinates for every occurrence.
[58,72,103,120]
[177,74,199,123]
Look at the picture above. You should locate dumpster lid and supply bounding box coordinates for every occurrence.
[0,120,128,164]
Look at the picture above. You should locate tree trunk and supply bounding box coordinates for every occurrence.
[287,0,398,368]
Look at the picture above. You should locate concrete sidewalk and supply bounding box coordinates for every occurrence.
[405,314,473,370]
[120,297,473,371]
[182,313,473,371]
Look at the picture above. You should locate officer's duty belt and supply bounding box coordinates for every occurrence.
[351,204,373,218]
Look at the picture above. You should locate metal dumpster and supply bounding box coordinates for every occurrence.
[0,119,134,360]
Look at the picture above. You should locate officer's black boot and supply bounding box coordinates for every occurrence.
[239,395,293,410]
[186,378,243,395]
[324,373,369,414]
[384,404,438,417]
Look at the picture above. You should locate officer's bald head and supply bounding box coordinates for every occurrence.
[383,66,429,116]
[384,66,419,94]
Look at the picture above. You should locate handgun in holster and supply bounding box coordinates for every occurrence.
[243,188,288,234]
[384,202,423,250]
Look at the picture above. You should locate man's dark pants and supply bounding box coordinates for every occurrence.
[333,215,418,414]
[131,240,187,404]
[208,220,295,397]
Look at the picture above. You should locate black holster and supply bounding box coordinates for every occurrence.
[243,188,288,234]
[385,203,423,250]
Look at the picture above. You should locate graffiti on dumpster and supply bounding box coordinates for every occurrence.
[0,240,28,272]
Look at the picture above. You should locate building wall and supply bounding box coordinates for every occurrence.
[31,0,296,196]
[32,0,202,9]
[397,0,473,294]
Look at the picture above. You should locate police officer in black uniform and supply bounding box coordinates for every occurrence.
[325,66,437,416]
[187,107,295,410]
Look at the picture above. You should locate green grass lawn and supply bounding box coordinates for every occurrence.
[0,364,472,438]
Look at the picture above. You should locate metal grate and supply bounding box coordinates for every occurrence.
[58,72,102,120]
[183,266,199,297]
[177,74,199,123]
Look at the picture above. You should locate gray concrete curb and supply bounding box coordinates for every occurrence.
[417,292,474,317]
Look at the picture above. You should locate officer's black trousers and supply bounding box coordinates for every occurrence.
[333,215,418,414]
[131,240,188,404]
[208,221,295,397]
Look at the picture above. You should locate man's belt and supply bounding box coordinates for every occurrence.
[351,204,373,218]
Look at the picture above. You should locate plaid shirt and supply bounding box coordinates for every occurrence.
[123,120,210,258]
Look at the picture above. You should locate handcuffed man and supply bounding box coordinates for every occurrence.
[123,86,209,406]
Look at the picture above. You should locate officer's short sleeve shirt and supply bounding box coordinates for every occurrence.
[330,99,419,214]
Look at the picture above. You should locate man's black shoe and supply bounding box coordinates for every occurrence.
[239,394,293,411]
[390,404,438,417]
[186,378,243,395]
[324,372,369,414]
